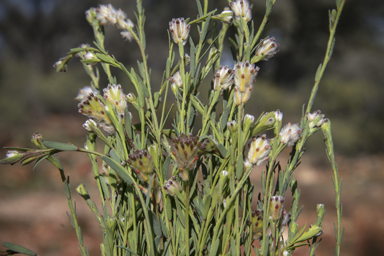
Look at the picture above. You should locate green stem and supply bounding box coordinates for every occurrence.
[306,1,346,114]
[185,182,190,256]
[251,3,274,50]
[178,42,187,133]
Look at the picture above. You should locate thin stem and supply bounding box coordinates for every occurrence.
[185,182,190,256]
[306,1,346,114]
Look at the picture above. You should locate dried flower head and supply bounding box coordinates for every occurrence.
[255,37,280,61]
[169,18,190,45]
[279,122,301,146]
[230,0,252,22]
[172,134,200,181]
[213,66,234,91]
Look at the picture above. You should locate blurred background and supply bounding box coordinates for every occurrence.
[0,0,383,255]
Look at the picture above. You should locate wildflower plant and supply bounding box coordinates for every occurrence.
[1,0,346,256]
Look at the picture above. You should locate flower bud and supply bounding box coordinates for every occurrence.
[243,114,255,131]
[53,60,67,72]
[83,119,97,132]
[214,8,233,24]
[279,122,301,147]
[31,133,45,149]
[163,176,182,196]
[171,82,178,97]
[307,110,327,129]
[170,71,183,88]
[126,92,137,105]
[169,18,190,45]
[274,109,283,122]
[269,195,284,221]
[184,54,191,66]
[252,210,263,239]
[227,120,238,134]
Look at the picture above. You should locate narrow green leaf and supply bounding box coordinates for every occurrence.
[101,156,135,186]
[2,242,39,256]
[203,195,212,219]
[195,0,203,17]
[116,246,138,256]
[208,239,220,256]
[236,154,244,180]
[43,141,78,151]
[190,95,205,115]
[148,210,162,237]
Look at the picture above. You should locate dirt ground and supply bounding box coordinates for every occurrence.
[0,117,383,255]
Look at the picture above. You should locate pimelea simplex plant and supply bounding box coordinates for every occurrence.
[1,0,346,255]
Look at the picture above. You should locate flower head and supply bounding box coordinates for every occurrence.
[279,122,301,146]
[213,66,234,91]
[170,71,183,88]
[255,37,280,61]
[128,149,153,183]
[103,84,127,118]
[77,90,113,133]
[233,62,259,105]
[230,0,252,22]
[245,134,271,168]
[163,176,182,196]
[96,4,134,30]
[75,86,99,101]
[169,18,190,45]
[234,62,259,91]
[307,110,327,129]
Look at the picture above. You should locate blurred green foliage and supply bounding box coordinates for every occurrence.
[0,0,383,155]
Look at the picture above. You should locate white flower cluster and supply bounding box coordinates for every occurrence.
[94,4,134,41]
